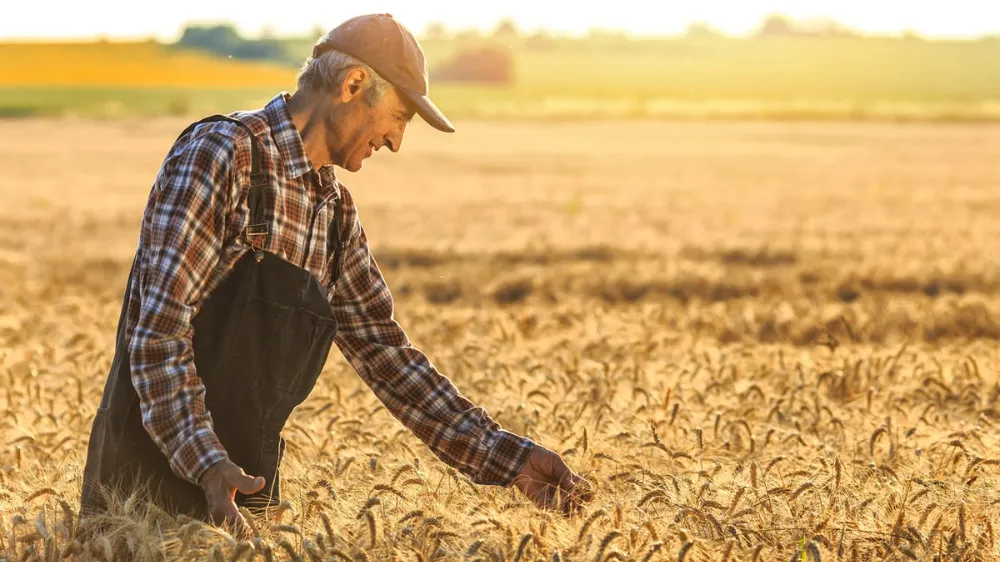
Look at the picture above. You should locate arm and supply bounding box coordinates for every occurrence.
[331,215,533,486]
[129,130,236,486]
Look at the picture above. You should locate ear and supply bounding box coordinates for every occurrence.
[339,67,370,104]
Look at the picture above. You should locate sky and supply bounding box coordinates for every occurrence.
[2,0,999,41]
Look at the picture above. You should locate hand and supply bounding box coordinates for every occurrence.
[200,459,266,538]
[513,444,593,514]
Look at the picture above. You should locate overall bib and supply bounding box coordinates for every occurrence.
[80,115,343,518]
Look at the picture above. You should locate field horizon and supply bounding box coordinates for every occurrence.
[3,34,1000,121]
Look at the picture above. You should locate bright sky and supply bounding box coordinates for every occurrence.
[3,0,998,40]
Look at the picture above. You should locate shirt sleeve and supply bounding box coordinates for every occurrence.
[128,129,238,486]
[330,210,534,487]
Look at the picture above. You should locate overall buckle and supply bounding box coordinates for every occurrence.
[244,224,269,262]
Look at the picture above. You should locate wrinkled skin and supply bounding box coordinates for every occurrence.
[513,444,594,514]
[286,67,414,173]
[199,459,265,539]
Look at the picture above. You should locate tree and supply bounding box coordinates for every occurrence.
[685,21,724,40]
[431,46,514,84]
[756,14,796,37]
[177,24,244,55]
[492,18,519,39]
[423,21,448,41]
[175,23,287,63]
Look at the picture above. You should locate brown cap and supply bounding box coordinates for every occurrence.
[312,13,455,133]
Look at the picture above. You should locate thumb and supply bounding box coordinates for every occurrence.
[551,455,573,485]
[230,471,266,495]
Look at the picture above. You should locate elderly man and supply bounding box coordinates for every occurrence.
[80,13,591,533]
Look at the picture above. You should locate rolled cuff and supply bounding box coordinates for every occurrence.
[168,425,229,486]
[472,430,535,487]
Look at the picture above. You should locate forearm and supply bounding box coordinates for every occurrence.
[126,127,238,486]
[335,331,534,485]
[331,205,533,485]
[129,299,228,486]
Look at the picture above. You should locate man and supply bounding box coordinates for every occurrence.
[80,13,591,534]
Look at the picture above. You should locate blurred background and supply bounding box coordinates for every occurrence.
[3,1,1000,120]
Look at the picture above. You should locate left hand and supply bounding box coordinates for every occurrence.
[513,444,594,514]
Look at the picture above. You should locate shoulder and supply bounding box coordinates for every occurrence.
[164,111,274,180]
[155,112,274,203]
[160,125,235,183]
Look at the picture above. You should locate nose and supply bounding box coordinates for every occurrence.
[384,123,405,153]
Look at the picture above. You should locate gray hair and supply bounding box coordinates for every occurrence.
[296,49,391,106]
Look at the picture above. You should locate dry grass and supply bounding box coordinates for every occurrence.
[1,118,1000,560]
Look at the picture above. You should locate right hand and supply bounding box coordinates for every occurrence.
[199,459,266,537]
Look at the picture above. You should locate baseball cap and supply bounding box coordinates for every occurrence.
[312,13,455,133]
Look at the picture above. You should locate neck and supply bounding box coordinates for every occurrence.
[286,90,339,168]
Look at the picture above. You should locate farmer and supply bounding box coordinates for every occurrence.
[80,13,591,532]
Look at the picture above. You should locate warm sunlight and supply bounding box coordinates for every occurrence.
[4,0,1000,561]
[4,0,999,40]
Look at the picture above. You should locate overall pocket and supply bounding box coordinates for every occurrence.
[230,295,336,402]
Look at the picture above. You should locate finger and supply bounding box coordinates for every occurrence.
[222,499,248,521]
[534,483,559,511]
[550,457,584,493]
[230,473,266,495]
[221,511,252,540]
[227,512,253,541]
[574,478,595,503]
[561,472,593,498]
[209,499,242,527]
[558,475,594,514]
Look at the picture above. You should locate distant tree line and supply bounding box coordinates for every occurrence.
[419,13,996,42]
[171,15,996,87]
[173,22,517,84]
[174,24,320,66]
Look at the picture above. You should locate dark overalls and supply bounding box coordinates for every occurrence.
[80,115,343,518]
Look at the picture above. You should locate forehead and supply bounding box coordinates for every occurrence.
[382,86,416,116]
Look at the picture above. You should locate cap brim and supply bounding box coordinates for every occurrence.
[398,87,455,133]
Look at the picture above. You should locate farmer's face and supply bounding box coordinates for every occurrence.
[325,68,414,172]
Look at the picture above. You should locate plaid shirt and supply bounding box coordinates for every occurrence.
[127,93,533,488]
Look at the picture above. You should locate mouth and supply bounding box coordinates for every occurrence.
[368,142,379,156]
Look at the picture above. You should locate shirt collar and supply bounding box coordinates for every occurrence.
[264,92,341,199]
[264,92,315,180]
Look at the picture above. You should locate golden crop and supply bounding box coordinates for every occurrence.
[0,42,295,88]
[1,118,999,561]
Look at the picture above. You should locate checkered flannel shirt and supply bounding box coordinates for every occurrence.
[125,92,533,488]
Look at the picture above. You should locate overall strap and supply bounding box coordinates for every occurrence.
[179,115,269,261]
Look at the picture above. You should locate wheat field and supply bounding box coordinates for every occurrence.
[1,117,999,561]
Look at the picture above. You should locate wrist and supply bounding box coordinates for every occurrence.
[170,426,228,486]
[473,430,535,487]
[198,458,227,489]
